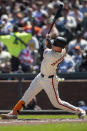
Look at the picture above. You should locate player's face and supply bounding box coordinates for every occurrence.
[52,45,62,53]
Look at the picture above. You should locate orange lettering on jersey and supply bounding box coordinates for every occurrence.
[51,53,66,66]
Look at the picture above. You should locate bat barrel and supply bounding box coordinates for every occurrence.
[54,2,64,20]
[47,2,64,34]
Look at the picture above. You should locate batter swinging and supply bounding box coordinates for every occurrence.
[0,35,86,119]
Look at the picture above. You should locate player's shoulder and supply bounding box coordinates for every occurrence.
[62,48,66,54]
[43,48,52,58]
[44,48,51,54]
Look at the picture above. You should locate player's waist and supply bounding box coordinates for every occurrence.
[41,73,54,78]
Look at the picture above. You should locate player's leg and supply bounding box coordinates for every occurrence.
[43,76,86,118]
[0,74,43,119]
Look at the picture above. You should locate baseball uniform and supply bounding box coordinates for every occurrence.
[21,48,80,114]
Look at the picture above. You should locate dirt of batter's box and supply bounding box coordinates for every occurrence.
[0,118,87,125]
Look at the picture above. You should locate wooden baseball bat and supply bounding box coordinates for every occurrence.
[48,2,64,34]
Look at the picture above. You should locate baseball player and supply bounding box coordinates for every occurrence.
[0,35,86,119]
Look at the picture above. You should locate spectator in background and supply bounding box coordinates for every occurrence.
[68,31,87,55]
[58,54,75,73]
[28,36,40,67]
[19,36,40,73]
[32,1,44,27]
[23,20,41,35]
[0,1,7,16]
[83,24,87,40]
[72,45,83,71]
[79,0,87,32]
[41,0,50,11]
[79,0,87,15]
[46,5,53,18]
[0,42,11,73]
[28,36,39,51]
[79,46,87,72]
[14,12,25,32]
[68,4,83,31]
[19,46,34,72]
[82,13,87,33]
[69,0,80,7]
[1,14,14,35]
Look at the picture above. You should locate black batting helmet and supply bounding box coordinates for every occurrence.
[51,36,67,49]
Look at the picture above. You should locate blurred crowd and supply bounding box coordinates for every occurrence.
[0,0,87,74]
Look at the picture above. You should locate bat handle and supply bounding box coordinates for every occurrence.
[48,20,55,34]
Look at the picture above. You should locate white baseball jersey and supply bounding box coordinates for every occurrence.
[21,48,80,114]
[41,48,66,76]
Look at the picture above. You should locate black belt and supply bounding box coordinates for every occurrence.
[41,73,54,78]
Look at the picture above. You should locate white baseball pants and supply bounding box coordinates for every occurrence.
[21,73,80,114]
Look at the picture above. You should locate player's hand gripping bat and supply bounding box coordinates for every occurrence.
[46,2,64,48]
